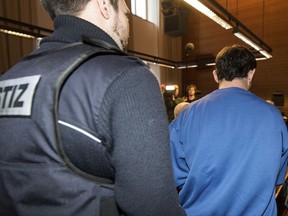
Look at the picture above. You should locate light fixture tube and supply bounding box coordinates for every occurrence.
[233,30,272,59]
[233,31,261,51]
[0,28,35,39]
[145,61,175,69]
[184,0,232,30]
[177,65,198,69]
[256,57,267,61]
[259,50,272,59]
[206,62,215,66]
[157,63,175,69]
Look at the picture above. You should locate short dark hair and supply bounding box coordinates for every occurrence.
[186,84,197,93]
[215,45,257,81]
[40,0,119,20]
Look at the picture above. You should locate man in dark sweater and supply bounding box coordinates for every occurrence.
[0,0,185,215]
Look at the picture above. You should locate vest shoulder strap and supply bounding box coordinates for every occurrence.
[30,39,126,184]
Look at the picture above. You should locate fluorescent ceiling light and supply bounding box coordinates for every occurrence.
[157,63,175,69]
[177,65,198,69]
[233,31,261,51]
[184,0,232,30]
[233,30,272,59]
[260,50,272,59]
[206,62,215,66]
[0,28,35,39]
[183,0,272,60]
[256,57,267,61]
[145,61,175,69]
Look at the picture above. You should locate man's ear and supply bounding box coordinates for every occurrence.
[213,70,219,83]
[248,69,256,83]
[96,0,111,19]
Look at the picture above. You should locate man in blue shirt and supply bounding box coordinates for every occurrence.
[170,45,288,216]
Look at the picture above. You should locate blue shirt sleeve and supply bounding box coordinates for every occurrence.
[276,121,288,185]
[169,122,190,190]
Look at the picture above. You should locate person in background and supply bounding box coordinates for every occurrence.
[266,100,288,128]
[170,45,288,216]
[174,102,190,118]
[164,84,185,123]
[160,83,166,95]
[173,84,185,104]
[184,84,198,103]
[283,113,288,128]
[0,0,186,216]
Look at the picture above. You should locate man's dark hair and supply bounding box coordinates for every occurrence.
[215,45,257,81]
[40,0,119,20]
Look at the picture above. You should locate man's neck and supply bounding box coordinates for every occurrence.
[218,78,249,90]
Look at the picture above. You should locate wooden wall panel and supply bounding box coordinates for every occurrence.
[0,0,38,72]
[19,0,33,23]
[4,0,19,20]
[0,0,183,88]
[0,34,9,72]
[131,16,159,56]
[35,0,53,29]
[1,0,287,115]
[183,0,288,115]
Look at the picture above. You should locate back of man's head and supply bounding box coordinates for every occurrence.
[215,45,256,81]
[40,0,118,19]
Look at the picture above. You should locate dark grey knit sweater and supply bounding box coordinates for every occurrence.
[39,15,185,216]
